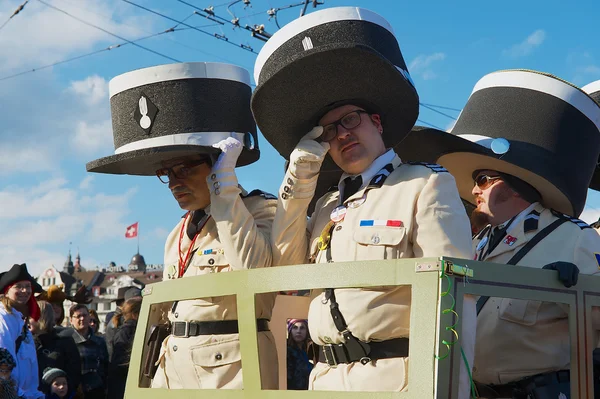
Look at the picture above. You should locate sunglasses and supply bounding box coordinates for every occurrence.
[156,158,210,184]
[474,174,502,190]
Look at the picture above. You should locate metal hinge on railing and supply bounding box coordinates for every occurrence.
[415,260,442,272]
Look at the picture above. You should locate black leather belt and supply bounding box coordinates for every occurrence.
[171,319,270,337]
[318,337,409,366]
[475,370,570,398]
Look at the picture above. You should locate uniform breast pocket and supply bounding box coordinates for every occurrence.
[189,251,230,275]
[352,226,406,259]
[498,298,542,326]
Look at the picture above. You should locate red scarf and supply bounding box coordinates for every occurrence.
[3,281,40,321]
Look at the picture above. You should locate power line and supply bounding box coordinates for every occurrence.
[0,27,183,82]
[176,0,272,42]
[123,0,257,53]
[50,1,229,62]
[37,0,181,63]
[0,0,29,32]
[419,102,461,112]
[419,103,457,121]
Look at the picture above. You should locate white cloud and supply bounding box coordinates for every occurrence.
[0,178,138,275]
[68,75,109,106]
[0,0,151,73]
[79,175,95,190]
[72,119,113,153]
[409,52,446,80]
[503,29,546,58]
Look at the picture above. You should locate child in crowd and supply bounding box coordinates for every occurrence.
[42,368,73,399]
[0,348,18,399]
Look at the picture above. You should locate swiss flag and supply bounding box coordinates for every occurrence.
[125,222,138,238]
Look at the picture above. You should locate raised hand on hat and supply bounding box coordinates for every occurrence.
[207,137,243,196]
[212,137,243,172]
[289,126,330,180]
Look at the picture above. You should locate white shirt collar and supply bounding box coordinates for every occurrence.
[338,149,397,194]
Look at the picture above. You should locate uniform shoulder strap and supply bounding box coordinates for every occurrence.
[476,218,566,315]
[407,162,448,173]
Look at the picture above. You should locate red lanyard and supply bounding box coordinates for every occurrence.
[178,212,211,278]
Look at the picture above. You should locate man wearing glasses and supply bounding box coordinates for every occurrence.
[86,63,278,390]
[408,69,600,398]
[251,8,474,392]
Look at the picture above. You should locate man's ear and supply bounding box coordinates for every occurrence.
[370,114,383,132]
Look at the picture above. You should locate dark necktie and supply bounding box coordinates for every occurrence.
[186,210,207,240]
[341,176,363,203]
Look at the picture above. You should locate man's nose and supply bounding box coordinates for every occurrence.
[472,183,481,196]
[336,125,352,140]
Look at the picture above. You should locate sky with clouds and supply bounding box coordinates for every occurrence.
[0,0,599,276]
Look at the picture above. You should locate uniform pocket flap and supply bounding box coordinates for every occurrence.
[190,249,228,268]
[190,338,241,367]
[353,226,406,246]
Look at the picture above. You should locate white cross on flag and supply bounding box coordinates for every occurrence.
[125,222,139,238]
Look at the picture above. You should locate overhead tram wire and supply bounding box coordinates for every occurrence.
[123,0,258,53]
[419,103,461,112]
[0,0,29,33]
[37,0,180,62]
[419,103,457,121]
[176,0,271,41]
[48,1,230,62]
[0,27,187,82]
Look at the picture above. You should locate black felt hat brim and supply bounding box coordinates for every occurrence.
[0,264,43,294]
[86,145,259,175]
[252,43,419,161]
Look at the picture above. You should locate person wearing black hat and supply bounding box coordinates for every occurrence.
[252,7,474,393]
[87,62,279,390]
[0,264,45,398]
[105,286,142,358]
[408,69,600,398]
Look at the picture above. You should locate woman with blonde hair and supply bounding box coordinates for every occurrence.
[33,301,81,397]
[0,264,44,398]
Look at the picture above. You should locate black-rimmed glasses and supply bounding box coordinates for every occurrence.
[156,158,210,184]
[320,110,371,142]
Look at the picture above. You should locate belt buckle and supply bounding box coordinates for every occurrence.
[174,322,190,338]
[322,344,338,368]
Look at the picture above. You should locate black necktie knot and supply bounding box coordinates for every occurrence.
[342,176,363,203]
[186,210,207,240]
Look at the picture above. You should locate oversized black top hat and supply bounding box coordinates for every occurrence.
[582,80,600,190]
[0,264,42,294]
[251,6,419,163]
[87,62,260,175]
[399,70,600,217]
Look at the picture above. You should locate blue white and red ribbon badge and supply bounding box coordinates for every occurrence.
[359,220,403,227]
[503,235,517,246]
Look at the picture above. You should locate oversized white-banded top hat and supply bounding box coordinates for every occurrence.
[582,80,600,190]
[251,6,419,163]
[86,62,259,175]
[399,70,600,217]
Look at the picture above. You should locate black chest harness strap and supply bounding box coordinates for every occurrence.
[476,218,566,315]
[319,162,409,366]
